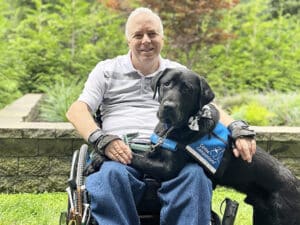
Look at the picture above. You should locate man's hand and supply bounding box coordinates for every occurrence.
[228,120,256,163]
[105,139,132,164]
[233,137,256,163]
[88,129,132,164]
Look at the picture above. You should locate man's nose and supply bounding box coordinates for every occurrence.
[141,34,151,43]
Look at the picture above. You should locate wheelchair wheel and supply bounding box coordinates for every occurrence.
[64,145,93,225]
[76,144,91,225]
[76,144,88,186]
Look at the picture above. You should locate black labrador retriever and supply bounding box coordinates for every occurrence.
[86,68,300,225]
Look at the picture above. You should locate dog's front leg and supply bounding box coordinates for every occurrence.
[130,151,182,181]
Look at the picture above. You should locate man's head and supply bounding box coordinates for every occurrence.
[125,8,164,69]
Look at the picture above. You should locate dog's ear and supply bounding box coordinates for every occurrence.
[198,76,215,107]
[151,68,171,100]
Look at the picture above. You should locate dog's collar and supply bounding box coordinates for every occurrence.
[150,133,178,151]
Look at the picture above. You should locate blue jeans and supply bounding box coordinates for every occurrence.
[86,161,212,225]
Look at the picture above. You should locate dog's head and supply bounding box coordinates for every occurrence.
[151,68,215,128]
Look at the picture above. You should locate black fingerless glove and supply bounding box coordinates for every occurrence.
[88,129,120,155]
[228,120,256,141]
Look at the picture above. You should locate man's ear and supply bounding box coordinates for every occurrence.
[198,76,215,107]
[151,68,171,100]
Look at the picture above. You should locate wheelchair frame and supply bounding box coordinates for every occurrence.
[60,144,239,225]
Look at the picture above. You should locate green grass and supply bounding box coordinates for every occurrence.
[212,187,252,225]
[0,192,67,225]
[0,188,252,225]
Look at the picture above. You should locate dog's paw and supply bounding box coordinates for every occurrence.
[83,154,106,176]
[84,163,97,176]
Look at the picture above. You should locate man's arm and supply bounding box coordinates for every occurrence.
[66,101,99,141]
[66,101,132,164]
[213,103,256,163]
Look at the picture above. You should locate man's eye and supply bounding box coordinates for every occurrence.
[133,34,143,39]
[148,32,157,38]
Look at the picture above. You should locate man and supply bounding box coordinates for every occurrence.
[67,7,256,225]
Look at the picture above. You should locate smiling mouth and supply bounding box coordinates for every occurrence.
[140,48,154,53]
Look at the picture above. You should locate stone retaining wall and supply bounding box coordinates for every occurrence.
[0,94,299,193]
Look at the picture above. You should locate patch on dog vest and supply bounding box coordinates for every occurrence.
[186,122,230,174]
[150,122,230,174]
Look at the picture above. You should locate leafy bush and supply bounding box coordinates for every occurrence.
[38,78,84,122]
[0,2,23,109]
[217,92,300,126]
[1,0,127,108]
[231,102,275,126]
[195,0,300,95]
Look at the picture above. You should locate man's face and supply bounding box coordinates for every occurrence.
[127,13,164,65]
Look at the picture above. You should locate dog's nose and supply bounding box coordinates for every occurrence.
[163,101,176,111]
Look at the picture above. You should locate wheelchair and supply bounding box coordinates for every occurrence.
[59,143,239,225]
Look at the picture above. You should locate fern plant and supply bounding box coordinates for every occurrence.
[38,78,84,122]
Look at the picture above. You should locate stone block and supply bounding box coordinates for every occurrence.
[22,128,56,139]
[269,141,300,157]
[15,176,48,193]
[48,175,69,192]
[256,141,269,152]
[72,139,87,151]
[56,128,81,138]
[0,138,38,156]
[0,128,23,138]
[50,157,72,175]
[0,177,16,193]
[19,157,50,176]
[38,139,73,156]
[256,133,271,141]
[0,175,68,193]
[0,157,18,176]
[279,158,300,178]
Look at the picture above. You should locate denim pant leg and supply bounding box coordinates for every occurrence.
[86,161,146,225]
[158,163,212,225]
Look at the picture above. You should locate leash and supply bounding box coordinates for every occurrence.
[151,125,175,149]
[123,126,175,152]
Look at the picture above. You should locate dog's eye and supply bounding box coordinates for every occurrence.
[163,81,171,87]
[181,83,191,93]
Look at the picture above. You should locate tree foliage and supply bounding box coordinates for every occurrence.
[1,0,299,125]
[0,0,127,108]
[200,0,300,95]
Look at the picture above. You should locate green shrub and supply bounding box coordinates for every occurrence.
[195,0,300,95]
[1,0,127,107]
[38,78,84,122]
[265,92,300,126]
[218,92,300,126]
[231,102,275,126]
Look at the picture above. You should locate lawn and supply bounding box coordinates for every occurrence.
[0,187,252,225]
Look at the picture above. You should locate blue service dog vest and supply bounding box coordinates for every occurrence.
[150,122,230,174]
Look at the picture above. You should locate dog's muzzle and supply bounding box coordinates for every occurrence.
[158,100,184,126]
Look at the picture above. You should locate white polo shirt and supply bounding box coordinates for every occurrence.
[78,52,185,140]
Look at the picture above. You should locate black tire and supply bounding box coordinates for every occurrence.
[66,150,79,224]
[76,144,89,186]
[70,150,79,182]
